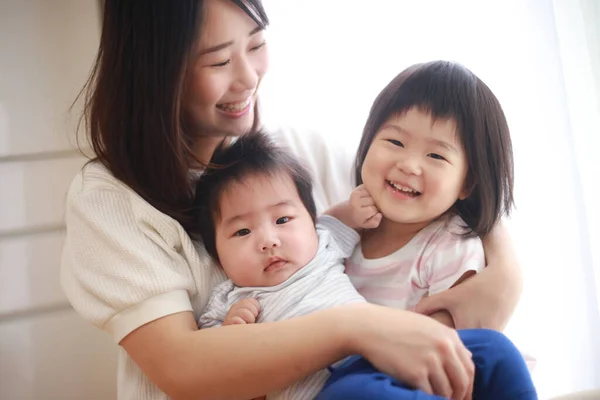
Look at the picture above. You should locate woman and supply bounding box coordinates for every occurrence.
[61,1,522,399]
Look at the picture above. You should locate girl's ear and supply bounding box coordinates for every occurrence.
[458,180,475,200]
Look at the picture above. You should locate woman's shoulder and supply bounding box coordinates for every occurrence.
[69,161,137,197]
[66,161,184,241]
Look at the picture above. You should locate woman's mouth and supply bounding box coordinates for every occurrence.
[216,97,252,116]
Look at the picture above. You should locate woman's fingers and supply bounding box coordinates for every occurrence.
[429,356,453,398]
[441,340,473,399]
[414,290,455,317]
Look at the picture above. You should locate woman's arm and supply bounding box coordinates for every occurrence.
[415,220,523,330]
[121,303,475,400]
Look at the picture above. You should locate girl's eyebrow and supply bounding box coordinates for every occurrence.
[199,26,263,56]
[382,123,459,153]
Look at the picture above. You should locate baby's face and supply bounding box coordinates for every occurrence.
[214,172,319,287]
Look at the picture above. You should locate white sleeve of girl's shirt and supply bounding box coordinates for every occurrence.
[271,126,355,213]
[423,230,486,296]
[60,172,200,343]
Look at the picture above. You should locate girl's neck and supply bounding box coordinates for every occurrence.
[361,217,431,259]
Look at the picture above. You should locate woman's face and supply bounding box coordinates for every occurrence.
[184,0,269,138]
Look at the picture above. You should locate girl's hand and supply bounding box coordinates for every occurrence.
[346,303,474,400]
[223,298,261,326]
[349,184,382,229]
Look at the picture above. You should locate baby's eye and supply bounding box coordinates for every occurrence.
[276,216,290,225]
[386,139,404,147]
[428,153,447,161]
[235,228,250,237]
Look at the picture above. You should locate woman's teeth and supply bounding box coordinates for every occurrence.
[216,98,251,112]
[388,181,420,196]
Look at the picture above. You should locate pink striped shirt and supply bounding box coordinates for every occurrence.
[346,215,485,310]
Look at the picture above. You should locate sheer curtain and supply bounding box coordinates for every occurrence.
[260,0,600,397]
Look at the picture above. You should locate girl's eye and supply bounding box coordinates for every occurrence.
[386,139,404,147]
[211,60,230,67]
[276,216,290,225]
[235,228,250,237]
[428,153,447,161]
[251,41,266,51]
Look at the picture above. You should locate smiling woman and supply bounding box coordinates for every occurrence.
[184,0,269,163]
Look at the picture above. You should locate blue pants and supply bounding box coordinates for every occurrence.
[317,329,537,400]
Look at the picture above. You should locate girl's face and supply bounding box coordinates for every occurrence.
[361,107,470,226]
[184,0,269,139]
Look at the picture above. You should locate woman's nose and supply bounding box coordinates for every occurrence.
[233,56,259,92]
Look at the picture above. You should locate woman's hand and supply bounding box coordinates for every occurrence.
[345,303,474,400]
[414,221,522,330]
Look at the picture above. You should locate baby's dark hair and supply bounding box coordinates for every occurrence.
[194,131,317,261]
[355,60,514,237]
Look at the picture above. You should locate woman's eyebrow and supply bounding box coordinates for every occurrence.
[199,26,263,56]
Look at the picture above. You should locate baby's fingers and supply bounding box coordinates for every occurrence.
[236,307,259,323]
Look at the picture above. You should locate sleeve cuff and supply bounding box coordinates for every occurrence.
[317,215,360,257]
[106,289,193,343]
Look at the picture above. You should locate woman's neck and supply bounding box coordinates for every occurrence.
[361,218,431,259]
[192,135,229,166]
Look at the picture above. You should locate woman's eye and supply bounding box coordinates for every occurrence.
[428,153,447,161]
[235,228,250,237]
[211,59,231,67]
[386,139,404,147]
[276,216,290,225]
[250,41,266,51]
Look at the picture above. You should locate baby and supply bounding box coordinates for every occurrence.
[194,132,366,399]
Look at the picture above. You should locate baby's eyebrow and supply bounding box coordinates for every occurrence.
[223,200,295,226]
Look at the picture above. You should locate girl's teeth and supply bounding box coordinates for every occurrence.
[388,181,419,195]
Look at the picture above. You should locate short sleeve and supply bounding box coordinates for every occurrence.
[316,215,360,258]
[60,179,199,343]
[424,232,485,296]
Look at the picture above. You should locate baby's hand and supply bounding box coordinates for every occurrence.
[350,185,382,229]
[223,298,261,326]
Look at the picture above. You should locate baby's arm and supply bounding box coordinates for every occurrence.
[223,298,261,326]
[325,184,382,230]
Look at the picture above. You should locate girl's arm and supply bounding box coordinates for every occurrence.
[415,220,522,330]
[121,303,475,400]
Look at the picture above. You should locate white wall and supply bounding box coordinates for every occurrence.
[0,1,117,399]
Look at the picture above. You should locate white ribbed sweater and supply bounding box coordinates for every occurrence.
[60,127,354,400]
